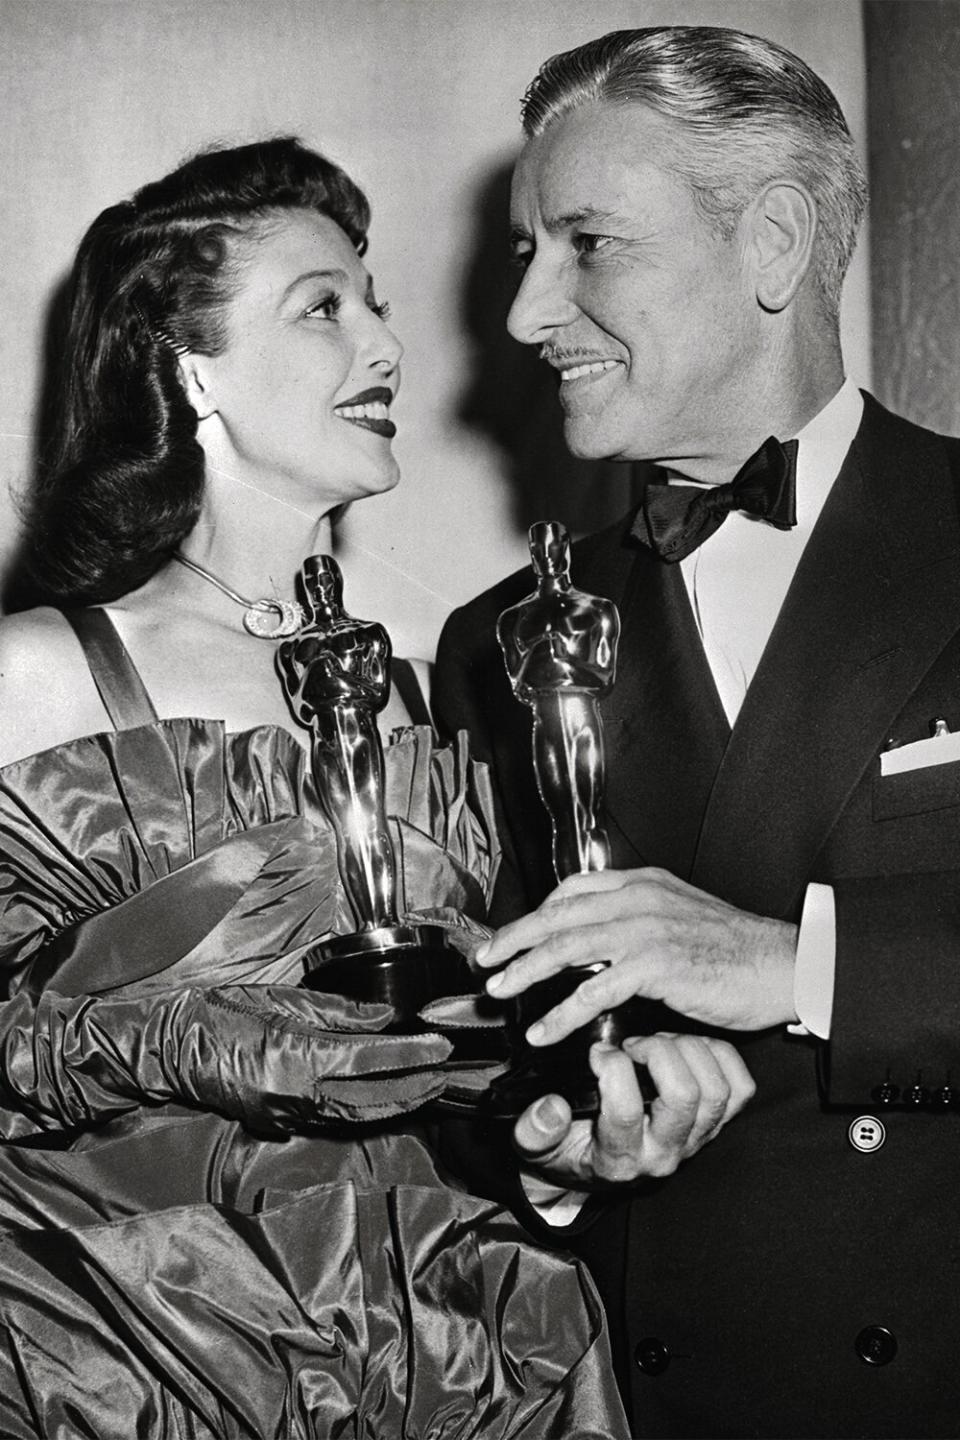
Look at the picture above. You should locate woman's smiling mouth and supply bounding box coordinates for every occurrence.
[334,385,396,437]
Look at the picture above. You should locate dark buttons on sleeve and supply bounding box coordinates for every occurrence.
[855,1326,897,1366]
[634,1337,670,1375]
[871,1079,899,1106]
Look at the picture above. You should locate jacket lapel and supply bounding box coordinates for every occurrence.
[575,519,730,877]
[691,396,960,917]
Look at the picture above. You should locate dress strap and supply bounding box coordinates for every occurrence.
[391,657,433,730]
[62,608,159,730]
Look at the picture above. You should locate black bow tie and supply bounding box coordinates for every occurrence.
[630,436,799,563]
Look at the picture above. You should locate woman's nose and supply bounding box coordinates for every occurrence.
[368,314,404,374]
[507,260,578,345]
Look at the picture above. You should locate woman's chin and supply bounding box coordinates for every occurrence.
[344,462,401,503]
[304,461,400,514]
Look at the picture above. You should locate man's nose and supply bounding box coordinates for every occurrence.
[506,261,578,345]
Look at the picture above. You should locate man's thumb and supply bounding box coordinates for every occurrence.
[513,1092,572,1157]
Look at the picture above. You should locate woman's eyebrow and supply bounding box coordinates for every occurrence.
[280,267,350,302]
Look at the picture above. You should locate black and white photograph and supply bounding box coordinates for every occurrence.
[0,2,956,1436]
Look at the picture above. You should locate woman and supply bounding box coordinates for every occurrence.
[0,138,628,1438]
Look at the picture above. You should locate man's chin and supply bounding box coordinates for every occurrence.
[562,419,627,463]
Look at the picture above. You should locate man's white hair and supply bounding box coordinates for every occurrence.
[521,26,868,319]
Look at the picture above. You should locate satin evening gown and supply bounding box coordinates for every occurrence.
[0,611,627,1440]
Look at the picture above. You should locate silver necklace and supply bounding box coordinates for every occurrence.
[173,552,306,640]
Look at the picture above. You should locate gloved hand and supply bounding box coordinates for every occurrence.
[0,985,453,1140]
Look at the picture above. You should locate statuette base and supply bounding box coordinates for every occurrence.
[482,967,666,1118]
[301,923,479,1029]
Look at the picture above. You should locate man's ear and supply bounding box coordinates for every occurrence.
[747,181,817,312]
[177,353,218,421]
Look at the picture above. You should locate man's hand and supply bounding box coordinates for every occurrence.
[477,867,799,1043]
[516,1033,756,1196]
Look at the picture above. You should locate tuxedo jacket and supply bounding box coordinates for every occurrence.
[433,395,960,1439]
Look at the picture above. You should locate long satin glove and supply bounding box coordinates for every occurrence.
[0,985,453,1141]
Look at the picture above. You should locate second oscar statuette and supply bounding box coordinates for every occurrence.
[485,521,662,1117]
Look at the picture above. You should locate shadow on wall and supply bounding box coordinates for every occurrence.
[2,270,73,614]
[864,0,960,436]
[455,159,648,540]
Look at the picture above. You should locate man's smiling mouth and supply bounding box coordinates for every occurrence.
[559,359,620,383]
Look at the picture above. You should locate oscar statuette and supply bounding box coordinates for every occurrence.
[485,521,660,1117]
[278,554,475,1025]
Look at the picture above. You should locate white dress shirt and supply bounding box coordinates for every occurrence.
[677,378,864,1037]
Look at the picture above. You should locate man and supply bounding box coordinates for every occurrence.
[434,26,960,1439]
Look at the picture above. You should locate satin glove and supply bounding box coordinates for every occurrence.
[0,985,453,1140]
[403,907,491,961]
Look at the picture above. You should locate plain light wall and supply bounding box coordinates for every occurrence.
[0,0,869,661]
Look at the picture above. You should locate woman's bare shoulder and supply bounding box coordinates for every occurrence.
[0,606,79,672]
[0,608,110,766]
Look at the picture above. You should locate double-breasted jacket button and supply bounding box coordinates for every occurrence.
[634,1337,670,1375]
[848,1115,885,1153]
[855,1325,897,1366]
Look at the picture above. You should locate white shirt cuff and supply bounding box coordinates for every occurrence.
[788,882,836,1039]
[520,1169,589,1227]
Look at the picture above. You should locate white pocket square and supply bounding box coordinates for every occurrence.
[880,728,960,776]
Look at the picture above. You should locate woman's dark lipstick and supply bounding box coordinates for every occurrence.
[333,385,396,438]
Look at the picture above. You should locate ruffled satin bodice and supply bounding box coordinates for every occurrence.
[0,718,497,1000]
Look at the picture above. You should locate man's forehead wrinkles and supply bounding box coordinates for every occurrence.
[509,200,631,239]
[542,205,625,234]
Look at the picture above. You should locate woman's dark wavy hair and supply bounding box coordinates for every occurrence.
[25,136,370,605]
